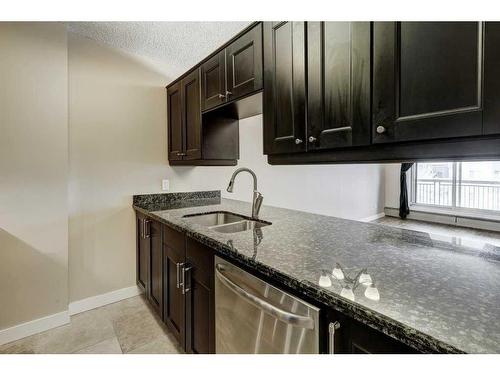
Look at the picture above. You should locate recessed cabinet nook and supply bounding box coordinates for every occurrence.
[166,21,500,166]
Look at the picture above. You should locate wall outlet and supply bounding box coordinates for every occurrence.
[162,179,170,191]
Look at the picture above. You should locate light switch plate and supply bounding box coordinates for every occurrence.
[162,179,170,191]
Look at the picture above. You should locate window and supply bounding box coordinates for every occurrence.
[411,161,500,213]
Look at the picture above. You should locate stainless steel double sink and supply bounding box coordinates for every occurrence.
[183,211,271,234]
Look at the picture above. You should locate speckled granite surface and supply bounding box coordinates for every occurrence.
[133,193,500,354]
[133,191,220,211]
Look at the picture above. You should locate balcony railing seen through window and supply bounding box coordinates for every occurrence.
[411,162,500,213]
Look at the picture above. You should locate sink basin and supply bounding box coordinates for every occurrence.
[183,211,271,233]
[183,211,246,226]
[211,220,270,233]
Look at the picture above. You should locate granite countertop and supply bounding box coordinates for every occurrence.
[133,191,500,354]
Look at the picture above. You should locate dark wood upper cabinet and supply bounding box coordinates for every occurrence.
[307,22,371,150]
[167,69,201,161]
[167,81,184,161]
[148,220,163,318]
[183,69,202,160]
[136,214,150,293]
[484,22,500,135]
[373,22,484,144]
[201,50,226,111]
[263,21,307,155]
[226,23,263,102]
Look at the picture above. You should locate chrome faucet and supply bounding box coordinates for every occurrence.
[226,167,264,219]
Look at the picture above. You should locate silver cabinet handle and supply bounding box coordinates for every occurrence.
[143,219,150,238]
[215,264,315,330]
[225,90,232,97]
[328,321,341,354]
[140,219,144,239]
[295,138,303,145]
[176,152,186,156]
[181,265,192,295]
[218,93,225,99]
[308,136,317,143]
[176,262,184,289]
[376,125,386,134]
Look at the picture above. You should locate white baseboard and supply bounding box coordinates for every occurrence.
[68,285,142,316]
[0,285,142,347]
[0,310,70,346]
[359,212,385,222]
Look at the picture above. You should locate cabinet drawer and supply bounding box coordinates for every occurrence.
[163,224,185,251]
[186,237,214,287]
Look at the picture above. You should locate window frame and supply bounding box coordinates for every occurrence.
[410,161,500,217]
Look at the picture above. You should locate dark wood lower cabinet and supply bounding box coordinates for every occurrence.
[163,225,186,349]
[185,238,215,354]
[136,213,150,293]
[148,220,163,317]
[322,309,418,354]
[136,212,422,354]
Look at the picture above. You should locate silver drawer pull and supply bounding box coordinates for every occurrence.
[328,321,341,354]
[182,265,192,294]
[176,262,184,289]
[215,264,315,330]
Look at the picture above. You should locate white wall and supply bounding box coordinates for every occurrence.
[385,164,402,208]
[0,23,68,329]
[68,33,170,302]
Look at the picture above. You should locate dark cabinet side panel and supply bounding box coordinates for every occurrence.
[148,220,163,318]
[373,22,483,144]
[182,69,202,160]
[167,81,184,160]
[484,22,500,135]
[263,21,306,154]
[201,51,226,111]
[307,22,371,150]
[226,23,263,101]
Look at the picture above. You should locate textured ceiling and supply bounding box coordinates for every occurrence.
[68,21,252,78]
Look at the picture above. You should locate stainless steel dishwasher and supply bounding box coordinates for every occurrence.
[214,256,319,353]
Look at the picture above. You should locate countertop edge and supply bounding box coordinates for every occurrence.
[133,205,464,354]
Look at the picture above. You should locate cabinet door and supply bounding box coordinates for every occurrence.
[201,51,226,111]
[182,69,202,160]
[263,21,307,154]
[226,23,263,101]
[163,226,186,349]
[373,22,483,143]
[346,320,418,354]
[148,220,163,318]
[167,80,184,161]
[484,22,500,135]
[185,238,215,354]
[136,214,150,293]
[307,22,371,150]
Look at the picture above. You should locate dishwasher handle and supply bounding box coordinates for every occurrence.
[215,264,315,330]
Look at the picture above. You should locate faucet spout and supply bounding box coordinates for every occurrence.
[226,168,263,219]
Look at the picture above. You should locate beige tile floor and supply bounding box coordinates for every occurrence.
[0,295,183,354]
